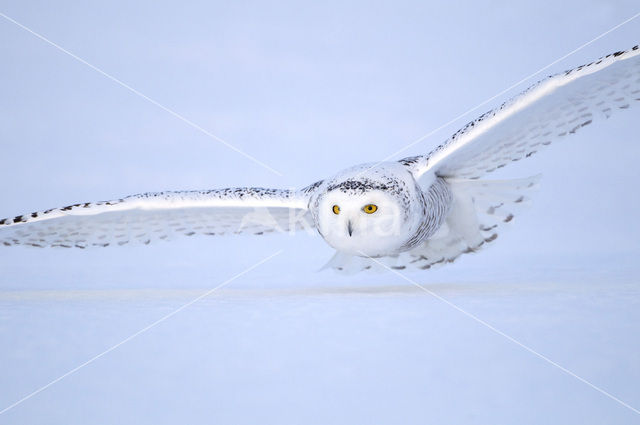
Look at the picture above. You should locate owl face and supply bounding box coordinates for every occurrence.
[310,162,426,257]
[312,162,429,258]
[316,188,408,257]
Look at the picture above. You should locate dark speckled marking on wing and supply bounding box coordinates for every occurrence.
[0,187,314,248]
[398,45,640,180]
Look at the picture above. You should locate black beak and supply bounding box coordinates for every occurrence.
[347,220,353,237]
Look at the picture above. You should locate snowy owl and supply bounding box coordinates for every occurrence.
[1,46,639,272]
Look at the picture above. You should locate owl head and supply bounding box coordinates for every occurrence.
[312,163,424,257]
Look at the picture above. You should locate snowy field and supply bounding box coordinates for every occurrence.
[1,267,639,424]
[1,1,640,424]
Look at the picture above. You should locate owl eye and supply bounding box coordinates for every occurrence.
[363,204,378,214]
[332,205,340,215]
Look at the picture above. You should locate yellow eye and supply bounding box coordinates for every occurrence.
[332,205,340,215]
[363,204,378,214]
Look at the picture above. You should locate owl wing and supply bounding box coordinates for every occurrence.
[0,186,320,248]
[400,45,640,180]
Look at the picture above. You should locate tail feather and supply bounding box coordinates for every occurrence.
[321,251,413,274]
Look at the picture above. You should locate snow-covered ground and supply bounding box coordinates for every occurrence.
[1,260,639,424]
[1,1,639,424]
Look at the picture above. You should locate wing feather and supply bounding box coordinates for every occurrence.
[401,45,640,180]
[0,188,314,248]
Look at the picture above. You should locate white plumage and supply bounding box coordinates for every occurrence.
[2,45,639,272]
[0,189,312,248]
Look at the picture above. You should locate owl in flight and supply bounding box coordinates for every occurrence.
[1,46,639,273]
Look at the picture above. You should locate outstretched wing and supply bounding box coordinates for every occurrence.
[401,45,640,180]
[0,187,315,248]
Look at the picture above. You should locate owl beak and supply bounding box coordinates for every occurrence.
[347,220,353,237]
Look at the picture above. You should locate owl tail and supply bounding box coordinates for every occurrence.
[321,174,541,274]
[319,250,405,274]
[320,251,368,274]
